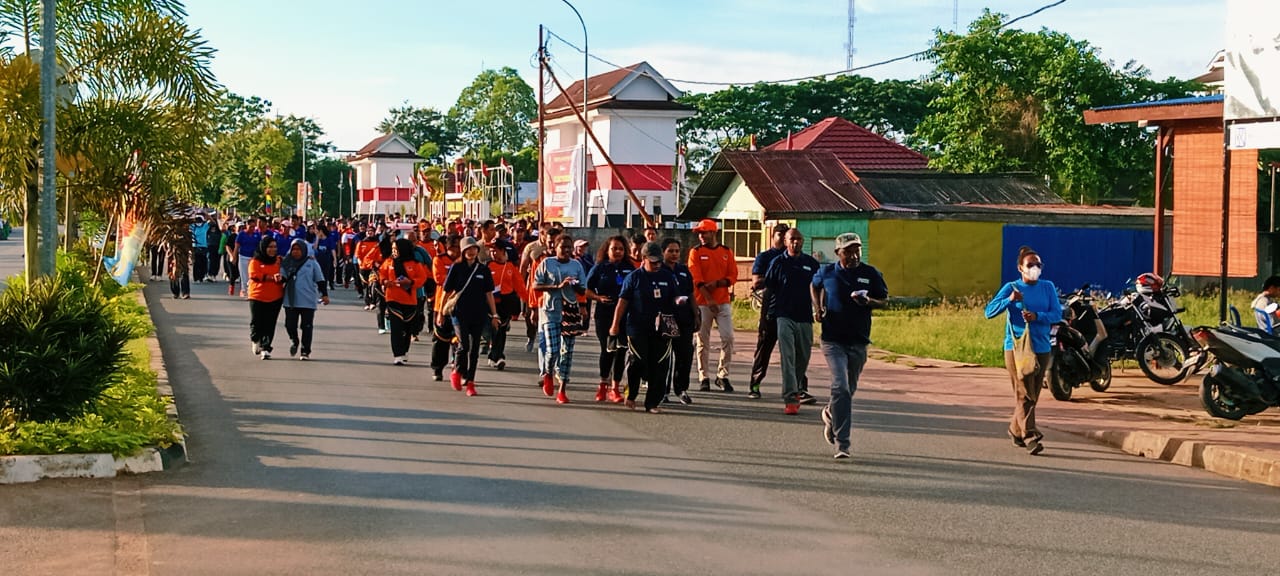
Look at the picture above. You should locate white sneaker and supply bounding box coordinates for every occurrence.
[252,342,261,355]
[393,356,406,365]
[834,450,850,460]
[495,359,506,371]
[486,359,497,368]
[260,351,271,360]
[378,329,387,335]
[299,353,309,361]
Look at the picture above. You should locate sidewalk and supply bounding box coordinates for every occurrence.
[728,329,1280,488]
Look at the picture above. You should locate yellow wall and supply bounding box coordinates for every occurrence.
[869,220,1003,298]
[709,176,765,221]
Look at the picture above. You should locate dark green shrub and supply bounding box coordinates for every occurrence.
[0,275,136,421]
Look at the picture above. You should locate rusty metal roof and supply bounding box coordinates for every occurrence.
[680,150,880,219]
[853,171,1063,206]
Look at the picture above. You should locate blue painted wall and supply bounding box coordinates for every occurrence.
[1001,226,1153,295]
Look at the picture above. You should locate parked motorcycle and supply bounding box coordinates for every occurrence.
[1191,315,1280,420]
[1047,285,1112,401]
[1096,273,1202,385]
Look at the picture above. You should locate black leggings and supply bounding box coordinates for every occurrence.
[249,299,283,352]
[386,301,415,357]
[454,318,486,381]
[627,334,672,411]
[671,333,694,395]
[595,311,625,382]
[284,307,316,355]
[149,246,166,277]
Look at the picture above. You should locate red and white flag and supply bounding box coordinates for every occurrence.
[395,174,402,189]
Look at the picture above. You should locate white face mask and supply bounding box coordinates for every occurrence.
[1023,265,1042,282]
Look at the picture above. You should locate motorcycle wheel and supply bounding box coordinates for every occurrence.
[1089,357,1113,392]
[1048,364,1073,401]
[1136,333,1191,385]
[1200,373,1247,421]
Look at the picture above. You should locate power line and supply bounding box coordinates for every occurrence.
[545,0,1067,87]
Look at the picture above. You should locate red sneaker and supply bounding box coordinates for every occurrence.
[465,381,477,397]
[542,374,555,397]
[594,382,608,402]
[556,391,570,404]
[450,371,463,391]
[608,385,625,404]
[227,284,234,295]
[783,403,800,415]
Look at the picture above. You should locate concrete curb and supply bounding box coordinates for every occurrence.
[0,274,187,485]
[1059,427,1280,488]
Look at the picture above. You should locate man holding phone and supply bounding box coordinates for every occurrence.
[811,233,887,459]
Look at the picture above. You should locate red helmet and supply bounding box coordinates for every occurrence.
[1135,273,1164,295]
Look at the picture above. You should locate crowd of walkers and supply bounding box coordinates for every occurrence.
[153,211,895,459]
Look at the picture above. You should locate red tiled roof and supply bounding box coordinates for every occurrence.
[765,117,929,171]
[346,133,420,162]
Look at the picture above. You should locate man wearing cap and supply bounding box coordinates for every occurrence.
[688,218,738,392]
[812,232,887,459]
[764,228,821,415]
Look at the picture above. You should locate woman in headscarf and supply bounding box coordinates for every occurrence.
[380,238,428,366]
[585,235,634,403]
[610,241,680,413]
[248,236,286,359]
[440,237,499,396]
[281,239,329,360]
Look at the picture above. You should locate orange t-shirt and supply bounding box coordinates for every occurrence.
[432,254,454,313]
[488,260,528,301]
[378,260,428,306]
[356,239,382,270]
[688,243,738,306]
[248,259,284,302]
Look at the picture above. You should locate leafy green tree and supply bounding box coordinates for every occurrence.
[213,91,271,134]
[309,156,352,217]
[449,67,536,154]
[915,10,1200,203]
[676,75,938,178]
[0,0,219,268]
[460,146,537,182]
[206,120,293,213]
[377,104,457,162]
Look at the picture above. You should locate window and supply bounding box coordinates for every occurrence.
[719,219,762,258]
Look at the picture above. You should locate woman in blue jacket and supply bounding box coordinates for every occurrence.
[985,246,1061,456]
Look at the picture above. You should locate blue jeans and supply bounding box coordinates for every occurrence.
[822,341,867,452]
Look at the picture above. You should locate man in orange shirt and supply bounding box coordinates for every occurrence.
[688,219,737,392]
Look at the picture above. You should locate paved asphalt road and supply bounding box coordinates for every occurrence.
[3,231,1280,575]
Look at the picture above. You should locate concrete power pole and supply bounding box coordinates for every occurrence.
[38,0,57,277]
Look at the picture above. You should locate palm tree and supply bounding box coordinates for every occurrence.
[0,0,219,276]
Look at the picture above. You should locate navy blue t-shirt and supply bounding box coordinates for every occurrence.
[619,266,679,337]
[667,262,697,331]
[586,259,636,319]
[764,252,821,322]
[443,260,495,319]
[812,261,888,344]
[753,247,786,314]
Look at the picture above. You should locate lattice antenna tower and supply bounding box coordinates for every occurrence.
[953,0,959,31]
[844,0,856,70]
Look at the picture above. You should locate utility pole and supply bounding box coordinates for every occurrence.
[537,25,545,221]
[38,0,57,277]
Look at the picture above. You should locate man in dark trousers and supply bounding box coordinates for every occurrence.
[764,228,821,415]
[748,223,799,400]
[813,233,887,459]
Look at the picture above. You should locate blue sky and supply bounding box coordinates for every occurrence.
[184,0,1224,152]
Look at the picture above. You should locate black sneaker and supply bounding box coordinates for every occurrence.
[432,371,443,382]
[715,378,734,393]
[834,450,850,460]
[289,341,299,357]
[1008,431,1026,448]
[678,393,693,405]
[1027,439,1045,456]
[821,406,835,446]
[797,391,817,405]
[747,386,761,399]
[698,378,711,392]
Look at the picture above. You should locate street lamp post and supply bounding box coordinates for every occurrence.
[561,0,587,227]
